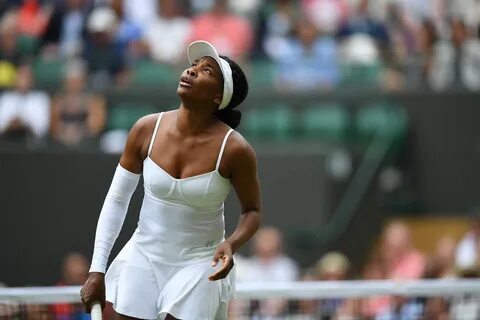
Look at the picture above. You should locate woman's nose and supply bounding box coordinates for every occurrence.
[187,68,197,77]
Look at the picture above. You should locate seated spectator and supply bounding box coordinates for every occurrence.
[41,0,89,58]
[430,18,480,91]
[294,269,318,319]
[123,0,157,33]
[189,0,253,60]
[301,0,349,34]
[110,0,144,61]
[51,252,89,320]
[0,64,50,142]
[244,226,299,318]
[16,0,51,38]
[338,0,389,53]
[315,251,351,318]
[258,0,300,59]
[381,220,426,280]
[0,11,22,89]
[427,235,457,279]
[83,6,128,89]
[455,217,480,272]
[271,19,340,91]
[362,221,426,317]
[50,59,106,147]
[144,0,191,65]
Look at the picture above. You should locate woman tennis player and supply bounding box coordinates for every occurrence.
[80,40,261,320]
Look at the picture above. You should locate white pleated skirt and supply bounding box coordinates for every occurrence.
[105,238,236,320]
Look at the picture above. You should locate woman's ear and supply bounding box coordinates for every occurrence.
[213,95,223,107]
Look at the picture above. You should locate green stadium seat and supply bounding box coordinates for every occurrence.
[300,103,350,143]
[33,58,64,87]
[249,60,275,88]
[340,62,382,89]
[16,35,39,56]
[242,104,295,140]
[131,61,175,87]
[107,102,157,131]
[356,102,408,140]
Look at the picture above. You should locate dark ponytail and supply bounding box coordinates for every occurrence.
[216,108,242,129]
[215,55,249,129]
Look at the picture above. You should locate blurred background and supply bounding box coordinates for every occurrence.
[1,0,480,319]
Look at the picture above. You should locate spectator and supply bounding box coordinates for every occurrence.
[294,269,318,319]
[427,235,457,279]
[315,251,350,319]
[300,0,349,34]
[338,0,390,53]
[375,296,425,320]
[0,11,22,89]
[50,59,106,147]
[189,0,253,60]
[16,0,51,38]
[110,0,144,61]
[244,226,299,318]
[362,221,425,317]
[83,6,128,89]
[51,252,89,320]
[123,0,157,33]
[258,0,299,59]
[381,220,426,280]
[0,64,50,142]
[455,217,480,272]
[404,19,438,89]
[144,0,191,64]
[41,0,89,58]
[271,19,340,91]
[430,18,480,91]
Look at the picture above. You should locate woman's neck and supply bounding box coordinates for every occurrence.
[176,104,216,136]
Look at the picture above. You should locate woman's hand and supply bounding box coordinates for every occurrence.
[80,272,106,312]
[208,241,234,281]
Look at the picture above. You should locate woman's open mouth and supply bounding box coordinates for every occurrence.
[179,76,193,87]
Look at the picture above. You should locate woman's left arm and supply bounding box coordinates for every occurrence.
[209,135,261,281]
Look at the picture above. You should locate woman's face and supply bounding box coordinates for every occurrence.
[177,56,224,110]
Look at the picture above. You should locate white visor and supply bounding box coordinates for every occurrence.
[187,41,233,110]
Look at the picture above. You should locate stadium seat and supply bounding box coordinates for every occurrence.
[131,60,175,87]
[33,58,64,87]
[355,102,408,161]
[356,102,407,140]
[340,62,382,89]
[249,60,275,88]
[16,35,39,56]
[299,103,350,143]
[107,102,157,131]
[242,104,295,140]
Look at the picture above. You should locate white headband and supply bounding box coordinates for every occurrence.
[218,58,233,110]
[187,41,234,110]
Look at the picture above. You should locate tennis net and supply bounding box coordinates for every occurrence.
[1,279,480,319]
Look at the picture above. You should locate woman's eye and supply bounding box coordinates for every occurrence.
[203,68,211,74]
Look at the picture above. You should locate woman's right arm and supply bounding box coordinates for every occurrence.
[80,115,155,311]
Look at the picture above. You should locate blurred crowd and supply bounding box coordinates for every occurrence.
[0,0,478,91]
[227,220,480,319]
[0,0,480,149]
[2,219,480,319]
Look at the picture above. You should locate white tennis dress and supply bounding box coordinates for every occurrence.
[105,112,235,320]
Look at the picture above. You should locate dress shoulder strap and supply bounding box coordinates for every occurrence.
[215,128,234,170]
[147,112,164,157]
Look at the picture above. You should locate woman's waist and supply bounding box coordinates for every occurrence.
[132,229,222,265]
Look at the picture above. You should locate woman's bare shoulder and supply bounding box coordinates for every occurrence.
[224,130,256,164]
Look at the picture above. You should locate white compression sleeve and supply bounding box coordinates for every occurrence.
[89,164,140,273]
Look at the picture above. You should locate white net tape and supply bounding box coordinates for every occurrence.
[1,279,480,304]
